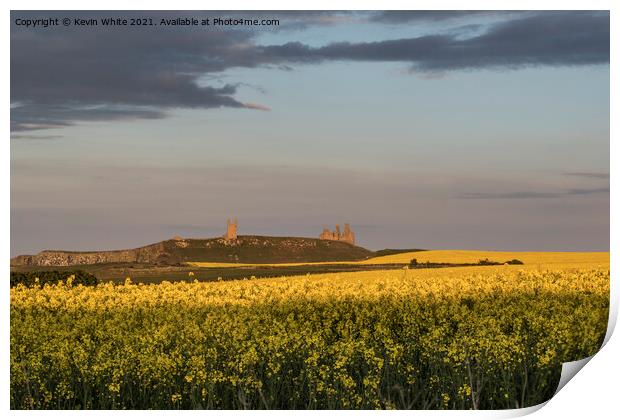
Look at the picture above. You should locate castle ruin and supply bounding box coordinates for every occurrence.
[319,223,355,245]
[224,218,238,241]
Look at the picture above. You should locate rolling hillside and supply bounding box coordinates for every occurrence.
[10,236,375,267]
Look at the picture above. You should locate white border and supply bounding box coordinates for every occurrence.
[3,1,617,419]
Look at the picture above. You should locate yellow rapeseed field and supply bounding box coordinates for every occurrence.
[10,263,609,409]
[188,251,609,269]
[363,250,610,267]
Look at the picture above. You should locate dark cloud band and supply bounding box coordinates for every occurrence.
[262,12,609,71]
[11,11,609,132]
[457,187,610,200]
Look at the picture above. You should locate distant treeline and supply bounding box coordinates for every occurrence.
[10,270,98,288]
[373,248,426,257]
[409,258,524,269]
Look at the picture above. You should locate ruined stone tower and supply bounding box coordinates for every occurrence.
[342,223,355,245]
[224,218,238,241]
[319,223,356,245]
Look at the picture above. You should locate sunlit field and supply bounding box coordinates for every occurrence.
[363,250,610,267]
[11,260,609,409]
[188,251,609,269]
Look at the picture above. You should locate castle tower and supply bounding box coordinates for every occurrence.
[320,228,333,240]
[224,218,238,241]
[318,223,355,245]
[342,223,355,245]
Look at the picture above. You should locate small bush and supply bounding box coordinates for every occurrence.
[10,270,98,288]
[505,259,524,265]
[477,258,501,266]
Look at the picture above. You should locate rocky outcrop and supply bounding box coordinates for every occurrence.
[11,241,172,267]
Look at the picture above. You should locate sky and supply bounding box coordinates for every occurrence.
[10,11,609,255]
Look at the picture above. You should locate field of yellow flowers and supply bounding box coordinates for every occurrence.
[189,250,609,268]
[11,264,609,409]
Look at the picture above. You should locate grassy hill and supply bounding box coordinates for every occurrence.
[164,236,374,264]
[11,235,375,267]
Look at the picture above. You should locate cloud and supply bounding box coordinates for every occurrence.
[369,10,514,23]
[10,11,609,132]
[11,11,268,131]
[10,134,63,140]
[11,103,169,132]
[564,172,610,180]
[457,187,609,199]
[10,120,71,132]
[566,187,610,195]
[241,102,271,111]
[262,12,609,71]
